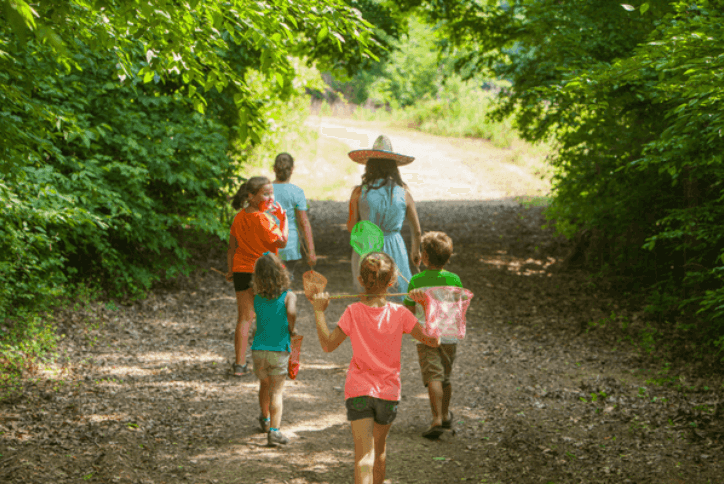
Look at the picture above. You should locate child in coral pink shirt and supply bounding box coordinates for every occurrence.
[312,252,438,484]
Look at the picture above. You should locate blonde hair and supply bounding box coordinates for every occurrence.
[359,252,397,292]
[252,252,291,299]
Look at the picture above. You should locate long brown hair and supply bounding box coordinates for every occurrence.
[361,158,405,190]
[232,176,270,210]
[359,252,397,292]
[252,252,291,299]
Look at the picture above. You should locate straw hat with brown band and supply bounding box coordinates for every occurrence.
[348,135,415,166]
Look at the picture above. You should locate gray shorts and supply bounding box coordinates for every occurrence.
[345,396,399,425]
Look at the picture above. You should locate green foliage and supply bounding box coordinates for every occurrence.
[411,0,724,349]
[0,0,377,369]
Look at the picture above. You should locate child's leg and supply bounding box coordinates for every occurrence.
[372,422,392,484]
[442,383,453,422]
[258,377,271,418]
[427,381,444,427]
[268,374,286,429]
[234,288,255,365]
[350,418,375,484]
[440,344,457,422]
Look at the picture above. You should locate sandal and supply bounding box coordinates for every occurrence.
[232,362,248,377]
[422,425,444,440]
[441,411,454,429]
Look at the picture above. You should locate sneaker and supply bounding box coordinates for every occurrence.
[267,430,289,446]
[232,362,248,377]
[258,415,271,433]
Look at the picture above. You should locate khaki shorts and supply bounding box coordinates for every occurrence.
[416,344,457,387]
[252,350,290,380]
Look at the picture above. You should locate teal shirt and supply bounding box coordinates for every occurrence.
[251,290,291,352]
[403,269,463,344]
[272,183,308,261]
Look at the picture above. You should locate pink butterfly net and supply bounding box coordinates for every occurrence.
[418,287,474,340]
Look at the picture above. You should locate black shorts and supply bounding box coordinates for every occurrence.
[233,272,253,292]
[345,396,399,425]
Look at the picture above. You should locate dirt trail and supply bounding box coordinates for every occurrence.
[1,123,723,484]
[306,117,546,202]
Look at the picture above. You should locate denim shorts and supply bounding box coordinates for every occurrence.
[345,396,399,425]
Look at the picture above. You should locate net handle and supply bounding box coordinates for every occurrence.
[328,292,409,300]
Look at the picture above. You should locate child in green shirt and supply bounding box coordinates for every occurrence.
[404,231,463,439]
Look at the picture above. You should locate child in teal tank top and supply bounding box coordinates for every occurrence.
[251,252,297,446]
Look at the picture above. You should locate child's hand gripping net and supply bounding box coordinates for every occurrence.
[303,270,327,302]
[416,287,474,340]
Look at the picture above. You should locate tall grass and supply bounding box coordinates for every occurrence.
[353,77,526,149]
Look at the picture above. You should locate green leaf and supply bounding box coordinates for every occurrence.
[317,25,328,43]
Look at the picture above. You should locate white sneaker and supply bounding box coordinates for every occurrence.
[267,430,289,446]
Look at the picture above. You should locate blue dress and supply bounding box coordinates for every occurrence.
[351,180,412,298]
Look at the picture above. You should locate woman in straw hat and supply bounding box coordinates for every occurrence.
[347,135,422,298]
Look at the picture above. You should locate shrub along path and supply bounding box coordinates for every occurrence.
[1,126,722,483]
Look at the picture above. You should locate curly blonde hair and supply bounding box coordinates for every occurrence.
[252,252,291,299]
[359,252,397,292]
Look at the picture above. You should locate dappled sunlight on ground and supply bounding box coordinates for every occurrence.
[478,251,559,277]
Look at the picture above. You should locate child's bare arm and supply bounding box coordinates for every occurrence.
[312,293,347,352]
[410,323,439,348]
[285,291,297,335]
[404,188,422,267]
[346,186,362,233]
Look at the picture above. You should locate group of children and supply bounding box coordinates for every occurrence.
[227,150,464,484]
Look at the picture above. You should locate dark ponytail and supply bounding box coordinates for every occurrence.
[273,153,294,182]
[232,176,270,210]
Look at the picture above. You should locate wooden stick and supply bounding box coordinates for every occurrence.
[210,267,227,276]
[329,292,409,300]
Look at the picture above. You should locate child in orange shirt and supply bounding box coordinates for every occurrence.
[226,176,288,376]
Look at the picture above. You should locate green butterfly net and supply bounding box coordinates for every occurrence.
[350,220,384,256]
